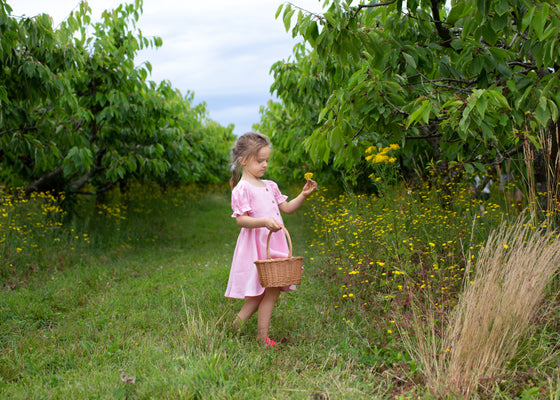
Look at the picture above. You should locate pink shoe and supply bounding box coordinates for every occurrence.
[259,338,278,348]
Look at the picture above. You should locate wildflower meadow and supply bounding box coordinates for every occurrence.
[303,167,560,398]
[2,170,560,398]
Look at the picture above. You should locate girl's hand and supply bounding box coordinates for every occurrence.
[265,218,283,232]
[302,179,318,197]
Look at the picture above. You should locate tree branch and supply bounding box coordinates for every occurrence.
[24,166,63,196]
[0,125,38,137]
[287,2,324,20]
[351,124,365,140]
[70,170,96,192]
[490,143,524,165]
[430,0,452,46]
[405,133,442,140]
[379,91,407,116]
[74,181,116,196]
[352,0,397,19]
[95,181,118,194]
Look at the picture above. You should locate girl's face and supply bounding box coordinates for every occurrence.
[240,145,271,179]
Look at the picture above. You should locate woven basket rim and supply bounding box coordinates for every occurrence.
[254,256,303,264]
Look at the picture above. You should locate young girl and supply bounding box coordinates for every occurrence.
[225,132,317,347]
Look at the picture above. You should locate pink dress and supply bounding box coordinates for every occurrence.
[225,179,296,298]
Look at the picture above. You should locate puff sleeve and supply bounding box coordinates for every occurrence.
[231,182,253,218]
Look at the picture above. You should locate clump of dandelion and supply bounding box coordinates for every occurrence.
[365,144,399,164]
[365,144,400,192]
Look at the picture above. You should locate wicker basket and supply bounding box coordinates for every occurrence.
[254,226,303,287]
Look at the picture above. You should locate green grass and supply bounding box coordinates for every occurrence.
[0,187,393,399]
[2,181,560,399]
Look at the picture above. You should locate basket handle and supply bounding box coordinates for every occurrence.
[266,226,293,260]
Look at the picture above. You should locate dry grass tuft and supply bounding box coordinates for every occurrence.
[402,217,560,397]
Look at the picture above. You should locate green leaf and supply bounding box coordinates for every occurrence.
[495,0,509,16]
[533,6,548,41]
[476,0,489,18]
[541,25,558,42]
[475,93,488,119]
[521,5,535,32]
[78,148,93,170]
[305,21,319,45]
[402,52,416,69]
[406,100,431,127]
[275,4,284,19]
[283,5,294,32]
[0,86,8,104]
[447,1,468,25]
[473,162,486,173]
[534,97,550,126]
[450,39,463,51]
[548,99,558,123]
[480,23,497,45]
[491,13,508,31]
[526,134,542,150]
[491,90,510,110]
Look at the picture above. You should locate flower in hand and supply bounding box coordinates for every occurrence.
[304,172,314,181]
[302,178,318,197]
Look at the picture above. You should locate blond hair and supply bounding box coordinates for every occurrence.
[230,132,271,189]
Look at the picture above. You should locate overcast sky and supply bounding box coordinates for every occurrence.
[10,0,325,136]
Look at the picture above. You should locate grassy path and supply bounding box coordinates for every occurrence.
[1,190,384,399]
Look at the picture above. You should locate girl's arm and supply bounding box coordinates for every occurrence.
[278,179,318,215]
[236,214,283,231]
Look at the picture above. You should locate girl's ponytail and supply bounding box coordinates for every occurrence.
[230,164,239,190]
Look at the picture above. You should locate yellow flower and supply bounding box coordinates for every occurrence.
[503,244,509,249]
[304,172,314,181]
[372,154,389,163]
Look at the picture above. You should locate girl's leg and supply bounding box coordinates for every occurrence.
[256,287,281,341]
[236,294,264,323]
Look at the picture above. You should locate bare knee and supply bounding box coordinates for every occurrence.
[245,293,264,306]
[264,287,281,301]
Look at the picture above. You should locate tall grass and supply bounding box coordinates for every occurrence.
[400,216,560,397]
[447,217,560,395]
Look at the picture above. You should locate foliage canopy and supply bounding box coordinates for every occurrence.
[0,0,234,196]
[260,0,560,186]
